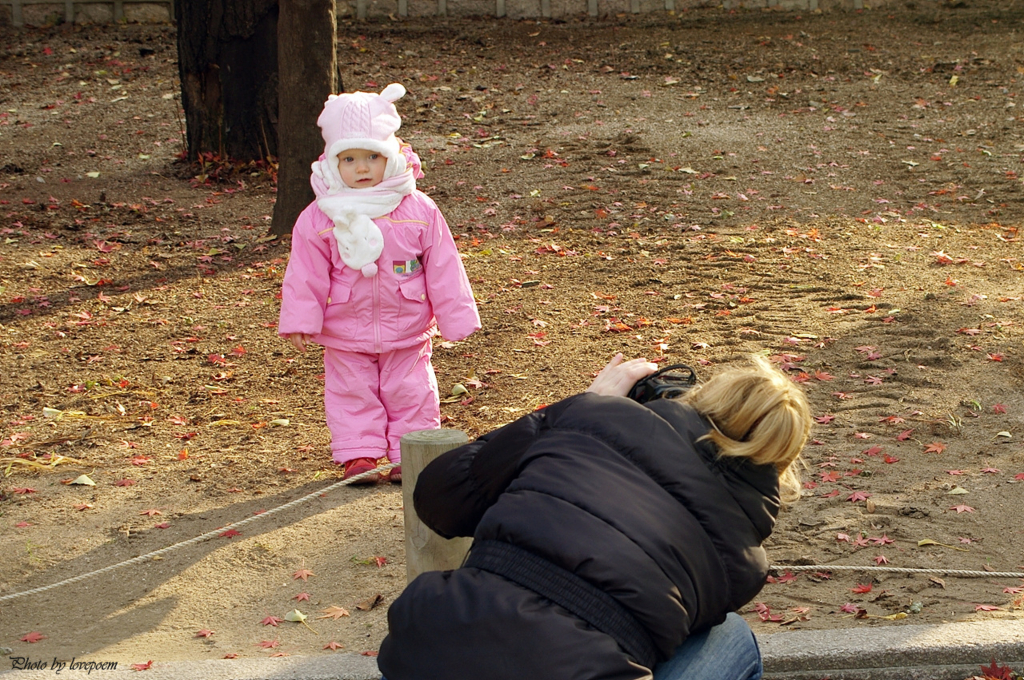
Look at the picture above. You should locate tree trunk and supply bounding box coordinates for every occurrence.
[270,0,339,236]
[176,0,280,161]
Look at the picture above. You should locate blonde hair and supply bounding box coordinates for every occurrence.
[683,356,810,504]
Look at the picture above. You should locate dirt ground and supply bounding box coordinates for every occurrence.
[1,3,1024,668]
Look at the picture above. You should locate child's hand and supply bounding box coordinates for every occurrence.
[585,353,658,398]
[288,333,312,352]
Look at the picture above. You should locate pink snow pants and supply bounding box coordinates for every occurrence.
[322,339,439,465]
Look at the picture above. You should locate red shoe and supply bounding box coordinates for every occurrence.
[343,457,378,484]
[388,465,402,484]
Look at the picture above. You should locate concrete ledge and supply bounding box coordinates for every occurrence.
[3,621,1022,680]
[0,654,381,680]
[760,619,1024,680]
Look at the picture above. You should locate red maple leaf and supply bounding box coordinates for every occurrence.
[883,454,900,464]
[814,370,833,381]
[950,505,975,514]
[374,556,388,568]
[847,491,872,503]
[294,592,310,601]
[130,456,151,466]
[361,651,379,657]
[223,653,239,659]
[139,509,162,516]
[293,568,315,581]
[261,616,283,627]
[130,660,153,671]
[957,327,981,335]
[851,583,873,594]
[993,403,1007,414]
[923,442,946,454]
[115,479,136,486]
[195,629,214,638]
[874,555,889,565]
[987,353,1005,362]
[980,660,1013,680]
[256,639,279,649]
[324,641,344,650]
[220,529,242,538]
[154,522,171,529]
[20,631,46,643]
[815,414,836,424]
[862,446,883,456]
[895,429,914,441]
[975,604,1004,612]
[820,489,840,498]
[820,471,841,483]
[839,602,860,613]
[1015,473,1024,481]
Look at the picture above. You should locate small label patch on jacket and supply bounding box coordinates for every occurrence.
[393,259,422,275]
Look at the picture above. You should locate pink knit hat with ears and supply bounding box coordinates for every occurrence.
[317,83,407,188]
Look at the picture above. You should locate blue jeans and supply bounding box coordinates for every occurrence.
[382,612,761,680]
[653,613,762,680]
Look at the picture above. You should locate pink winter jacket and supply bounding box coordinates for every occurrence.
[279,191,480,354]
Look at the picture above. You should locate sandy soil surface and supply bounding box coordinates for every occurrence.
[1,4,1023,666]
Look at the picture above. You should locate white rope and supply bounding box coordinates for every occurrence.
[6,462,1018,604]
[770,564,1024,579]
[0,463,397,603]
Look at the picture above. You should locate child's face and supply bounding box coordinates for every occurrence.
[337,149,387,189]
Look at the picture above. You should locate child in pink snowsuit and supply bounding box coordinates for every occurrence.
[278,83,480,484]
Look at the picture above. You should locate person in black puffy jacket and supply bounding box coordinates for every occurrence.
[378,353,811,680]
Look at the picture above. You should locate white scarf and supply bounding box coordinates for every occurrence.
[309,153,416,277]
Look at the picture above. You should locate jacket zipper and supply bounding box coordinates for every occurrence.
[372,272,382,354]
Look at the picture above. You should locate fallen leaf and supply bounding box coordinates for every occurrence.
[317,606,350,620]
[918,539,969,552]
[324,641,344,650]
[356,593,385,611]
[130,661,153,671]
[949,504,974,513]
[979,660,1013,680]
[20,631,46,643]
[256,640,279,649]
[195,629,214,638]
[293,568,315,581]
[261,616,283,627]
[851,583,873,594]
[923,442,946,454]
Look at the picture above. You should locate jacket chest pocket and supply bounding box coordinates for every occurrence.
[397,275,432,335]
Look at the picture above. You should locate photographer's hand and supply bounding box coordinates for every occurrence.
[586,353,658,397]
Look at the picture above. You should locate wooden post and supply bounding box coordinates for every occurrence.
[401,429,473,583]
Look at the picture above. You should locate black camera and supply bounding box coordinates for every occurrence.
[627,364,698,404]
